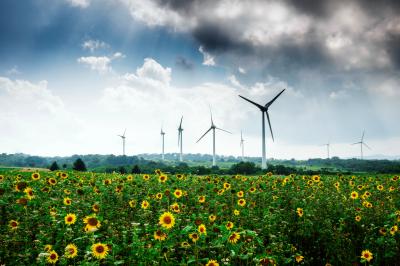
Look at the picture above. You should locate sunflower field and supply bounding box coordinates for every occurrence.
[0,170,399,265]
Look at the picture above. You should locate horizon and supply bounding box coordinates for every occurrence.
[1,0,399,161]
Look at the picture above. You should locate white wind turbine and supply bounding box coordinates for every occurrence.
[117,129,126,156]
[352,130,371,159]
[160,127,165,160]
[321,142,330,159]
[240,131,245,161]
[239,89,285,169]
[178,116,183,162]
[196,109,231,167]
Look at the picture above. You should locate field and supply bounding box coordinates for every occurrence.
[0,170,399,265]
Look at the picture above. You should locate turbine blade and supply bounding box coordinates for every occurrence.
[351,142,361,145]
[179,116,183,128]
[196,127,212,143]
[265,89,285,108]
[363,142,372,150]
[266,111,274,142]
[123,128,126,136]
[361,130,365,142]
[238,95,264,110]
[216,127,232,134]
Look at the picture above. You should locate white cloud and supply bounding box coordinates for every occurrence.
[329,90,349,100]
[77,53,124,74]
[66,0,90,8]
[238,67,246,74]
[199,46,215,66]
[82,39,109,52]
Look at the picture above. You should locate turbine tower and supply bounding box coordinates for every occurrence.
[239,89,285,169]
[160,127,165,160]
[117,129,126,156]
[178,116,183,162]
[197,109,231,166]
[322,142,330,159]
[352,130,371,159]
[240,131,245,161]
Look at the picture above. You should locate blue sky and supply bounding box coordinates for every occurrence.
[0,0,399,159]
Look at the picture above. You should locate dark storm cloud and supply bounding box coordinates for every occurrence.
[386,34,400,69]
[175,56,194,70]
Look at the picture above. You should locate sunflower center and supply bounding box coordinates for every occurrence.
[163,216,172,224]
[364,253,369,258]
[50,254,56,259]
[68,248,75,254]
[96,245,105,253]
[67,217,73,222]
[11,222,17,227]
[88,218,98,226]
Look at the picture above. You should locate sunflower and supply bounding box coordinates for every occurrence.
[295,255,304,263]
[83,215,101,232]
[155,192,163,200]
[65,244,78,259]
[48,178,57,186]
[24,187,34,200]
[234,209,240,216]
[390,225,398,235]
[158,174,168,183]
[377,185,384,191]
[209,214,216,222]
[223,182,231,189]
[334,182,340,190]
[44,245,53,252]
[47,250,59,264]
[170,202,180,213]
[104,179,112,185]
[155,169,162,175]
[296,208,304,217]
[92,203,100,212]
[174,189,183,198]
[91,243,109,259]
[159,212,175,229]
[126,175,133,181]
[355,215,362,222]
[205,259,219,266]
[226,221,234,230]
[217,189,225,195]
[61,172,68,179]
[307,180,313,186]
[181,241,190,248]
[228,232,240,244]
[143,174,150,181]
[189,233,199,243]
[32,172,40,180]
[0,175,4,181]
[249,187,256,193]
[65,213,77,225]
[154,229,167,241]
[63,197,72,205]
[9,220,19,230]
[176,174,184,180]
[15,181,27,192]
[198,224,207,235]
[350,191,358,200]
[64,189,71,195]
[129,200,136,208]
[198,196,206,203]
[361,250,373,262]
[141,200,150,210]
[379,227,387,235]
[312,175,320,182]
[238,199,246,207]
[237,191,244,197]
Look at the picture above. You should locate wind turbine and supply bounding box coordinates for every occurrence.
[239,89,285,169]
[321,142,330,159]
[240,131,245,161]
[117,129,126,156]
[178,116,183,162]
[352,130,371,159]
[160,127,165,160]
[196,109,231,166]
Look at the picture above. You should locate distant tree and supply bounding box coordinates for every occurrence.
[73,158,87,172]
[131,165,141,174]
[62,164,67,169]
[230,162,258,175]
[49,161,60,171]
[118,166,127,174]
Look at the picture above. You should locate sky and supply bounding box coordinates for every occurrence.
[0,0,399,160]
